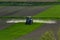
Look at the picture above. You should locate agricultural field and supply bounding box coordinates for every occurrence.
[58,0,60,1]
[35,5,60,18]
[0,0,58,2]
[0,6,51,17]
[22,31,55,40]
[57,28,60,40]
[0,23,42,40]
[40,31,55,40]
[0,5,60,40]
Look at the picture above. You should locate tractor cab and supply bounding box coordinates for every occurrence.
[25,16,33,25]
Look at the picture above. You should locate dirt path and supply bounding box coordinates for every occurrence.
[0,6,51,16]
[9,6,51,16]
[0,19,14,30]
[17,20,60,40]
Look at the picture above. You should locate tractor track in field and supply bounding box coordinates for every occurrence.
[0,6,26,16]
[9,6,51,16]
[17,20,60,40]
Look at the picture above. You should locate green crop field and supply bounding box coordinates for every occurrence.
[0,23,42,40]
[58,0,60,1]
[35,5,60,18]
